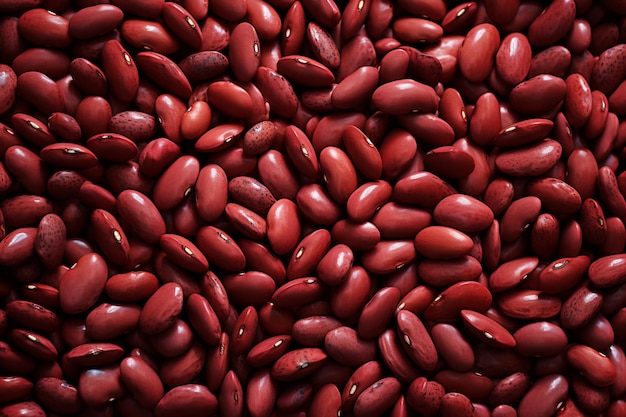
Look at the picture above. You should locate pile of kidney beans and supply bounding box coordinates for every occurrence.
[5,0,626,416]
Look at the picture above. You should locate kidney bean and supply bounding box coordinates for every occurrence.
[415,226,473,259]
[406,377,445,416]
[0,402,46,417]
[139,282,183,335]
[229,305,258,356]
[372,79,439,115]
[495,33,531,85]
[342,125,383,180]
[5,300,58,333]
[567,344,617,387]
[0,64,17,114]
[395,310,437,372]
[159,340,206,388]
[155,384,217,417]
[101,40,139,103]
[457,23,500,83]
[0,376,33,403]
[352,377,401,417]
[116,189,166,244]
[355,287,398,340]
[375,329,420,384]
[270,347,327,382]
[221,271,275,307]
[429,323,474,372]
[84,302,140,341]
[0,195,53,229]
[57,252,107,315]
[120,19,179,54]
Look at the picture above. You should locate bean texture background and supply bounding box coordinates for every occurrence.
[2,1,626,417]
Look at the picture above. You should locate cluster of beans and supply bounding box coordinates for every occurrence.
[5,0,626,416]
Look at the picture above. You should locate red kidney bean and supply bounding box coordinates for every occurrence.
[460,309,516,348]
[121,19,180,55]
[139,282,183,335]
[161,2,203,50]
[155,384,217,417]
[69,5,124,40]
[158,339,206,387]
[406,377,445,416]
[291,316,341,346]
[85,302,141,340]
[271,347,327,382]
[357,287,399,340]
[119,356,164,409]
[377,329,420,384]
[396,310,437,372]
[372,202,431,239]
[433,194,494,233]
[327,266,370,321]
[65,342,125,368]
[560,285,603,329]
[528,45,571,79]
[415,226,473,259]
[105,270,159,303]
[496,33,531,85]
[102,40,139,103]
[567,344,617,387]
[116,189,166,244]
[430,323,474,372]
[425,281,492,323]
[372,79,439,115]
[246,335,291,367]
[497,289,562,320]
[0,402,46,417]
[222,271,275,306]
[5,300,58,333]
[353,377,402,417]
[361,240,416,275]
[458,23,500,83]
[58,252,107,315]
[35,377,80,414]
[489,256,538,292]
[0,64,17,116]
[441,3,479,34]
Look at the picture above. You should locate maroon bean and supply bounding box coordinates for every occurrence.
[458,23,500,83]
[155,384,217,417]
[425,281,492,323]
[406,377,445,416]
[271,347,327,382]
[102,40,139,103]
[121,19,180,55]
[430,323,474,372]
[159,2,202,50]
[139,282,183,335]
[372,79,439,115]
[0,402,46,417]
